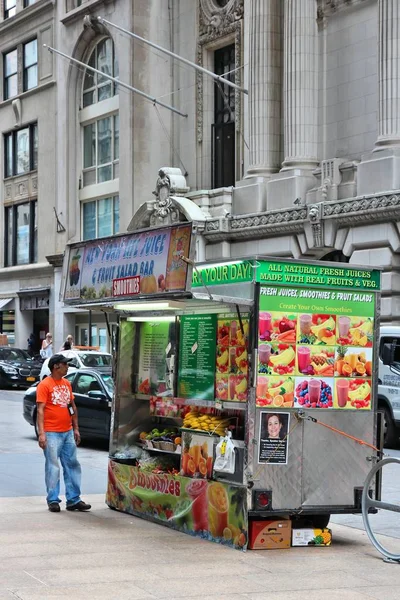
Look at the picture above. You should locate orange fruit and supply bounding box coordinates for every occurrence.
[365,361,372,376]
[355,363,366,375]
[342,364,352,376]
[198,463,207,477]
[187,459,196,477]
[273,395,284,407]
[335,359,344,375]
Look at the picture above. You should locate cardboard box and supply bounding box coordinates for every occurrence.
[292,528,332,546]
[248,520,291,550]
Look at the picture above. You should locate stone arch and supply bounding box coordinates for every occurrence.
[320,250,349,263]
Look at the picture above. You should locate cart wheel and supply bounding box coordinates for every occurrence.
[362,457,400,562]
[381,407,398,449]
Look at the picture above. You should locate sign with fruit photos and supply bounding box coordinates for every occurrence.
[257,285,375,410]
[63,223,192,303]
[106,461,248,551]
[215,313,249,403]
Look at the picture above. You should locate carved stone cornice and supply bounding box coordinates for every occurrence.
[46,253,64,268]
[323,193,400,224]
[203,191,400,242]
[317,0,370,22]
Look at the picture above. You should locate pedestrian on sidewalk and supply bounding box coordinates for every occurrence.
[36,353,91,513]
[40,332,53,359]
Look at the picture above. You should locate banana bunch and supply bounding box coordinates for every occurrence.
[182,411,230,436]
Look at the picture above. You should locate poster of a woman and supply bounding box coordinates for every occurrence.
[258,411,290,465]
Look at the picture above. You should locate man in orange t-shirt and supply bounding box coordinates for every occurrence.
[36,354,91,513]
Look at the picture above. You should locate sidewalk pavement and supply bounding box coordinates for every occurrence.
[0,494,399,600]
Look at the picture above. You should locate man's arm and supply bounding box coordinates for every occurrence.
[37,402,46,449]
[70,397,81,445]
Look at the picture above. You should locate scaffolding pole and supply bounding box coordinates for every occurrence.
[44,45,188,118]
[97,16,248,95]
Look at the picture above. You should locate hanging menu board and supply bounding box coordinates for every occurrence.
[256,284,375,411]
[178,315,217,400]
[138,321,170,396]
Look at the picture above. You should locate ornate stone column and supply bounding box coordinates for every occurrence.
[282,0,318,170]
[376,0,400,148]
[246,0,282,178]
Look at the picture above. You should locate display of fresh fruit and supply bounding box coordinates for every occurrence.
[335,348,372,377]
[182,410,230,436]
[348,379,371,408]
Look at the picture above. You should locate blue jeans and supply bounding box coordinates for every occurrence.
[43,430,82,506]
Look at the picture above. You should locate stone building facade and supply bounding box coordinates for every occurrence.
[0,0,399,350]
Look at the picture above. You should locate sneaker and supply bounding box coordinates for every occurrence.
[48,502,61,513]
[66,500,91,512]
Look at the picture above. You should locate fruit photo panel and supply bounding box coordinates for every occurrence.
[256,375,295,408]
[297,313,336,345]
[229,373,248,402]
[216,346,229,375]
[336,316,373,347]
[230,318,249,347]
[294,377,334,409]
[258,343,296,376]
[259,311,297,344]
[296,346,335,376]
[215,375,229,401]
[334,347,372,378]
[217,319,230,347]
[230,346,248,375]
[334,378,372,410]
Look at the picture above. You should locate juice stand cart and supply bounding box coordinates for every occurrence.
[61,223,382,551]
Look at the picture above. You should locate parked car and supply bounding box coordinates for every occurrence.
[40,349,112,380]
[23,368,113,441]
[378,326,400,447]
[0,346,42,388]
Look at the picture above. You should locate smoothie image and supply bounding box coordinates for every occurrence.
[259,312,272,339]
[338,316,351,338]
[299,314,312,336]
[257,376,269,398]
[229,375,237,400]
[297,346,311,373]
[230,320,237,341]
[336,379,349,408]
[229,347,237,370]
[186,479,208,531]
[258,344,271,365]
[208,482,229,537]
[308,379,321,404]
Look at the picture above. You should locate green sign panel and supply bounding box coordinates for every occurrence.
[191,259,380,292]
[256,261,380,291]
[191,260,253,287]
[178,314,217,400]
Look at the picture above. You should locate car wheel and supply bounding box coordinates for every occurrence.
[382,406,398,448]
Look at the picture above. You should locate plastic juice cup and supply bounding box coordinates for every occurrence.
[336,379,349,408]
[338,316,351,337]
[308,379,321,403]
[229,375,237,400]
[259,344,271,365]
[230,320,237,340]
[297,346,311,372]
[348,353,358,370]
[299,314,312,335]
[208,482,229,537]
[230,347,237,368]
[259,312,272,337]
[187,479,208,531]
[257,376,269,398]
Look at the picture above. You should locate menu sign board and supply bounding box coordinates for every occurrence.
[256,284,376,411]
[63,223,192,303]
[137,321,171,396]
[178,315,217,401]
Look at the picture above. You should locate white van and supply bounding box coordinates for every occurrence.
[378,325,400,447]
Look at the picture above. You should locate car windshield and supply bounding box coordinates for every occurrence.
[100,373,114,394]
[0,348,31,361]
[79,353,112,367]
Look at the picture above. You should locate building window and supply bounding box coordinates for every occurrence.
[4,49,17,100]
[212,44,236,188]
[3,40,37,100]
[83,114,119,186]
[83,38,118,108]
[5,201,37,266]
[82,195,119,240]
[4,0,16,18]
[23,40,38,91]
[23,0,37,6]
[4,123,38,178]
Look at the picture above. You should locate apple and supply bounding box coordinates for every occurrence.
[279,319,291,333]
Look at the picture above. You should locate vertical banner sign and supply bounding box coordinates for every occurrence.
[63,224,192,302]
[178,315,217,401]
[257,282,375,411]
[137,322,170,396]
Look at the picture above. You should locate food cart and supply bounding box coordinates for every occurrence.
[62,222,382,551]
